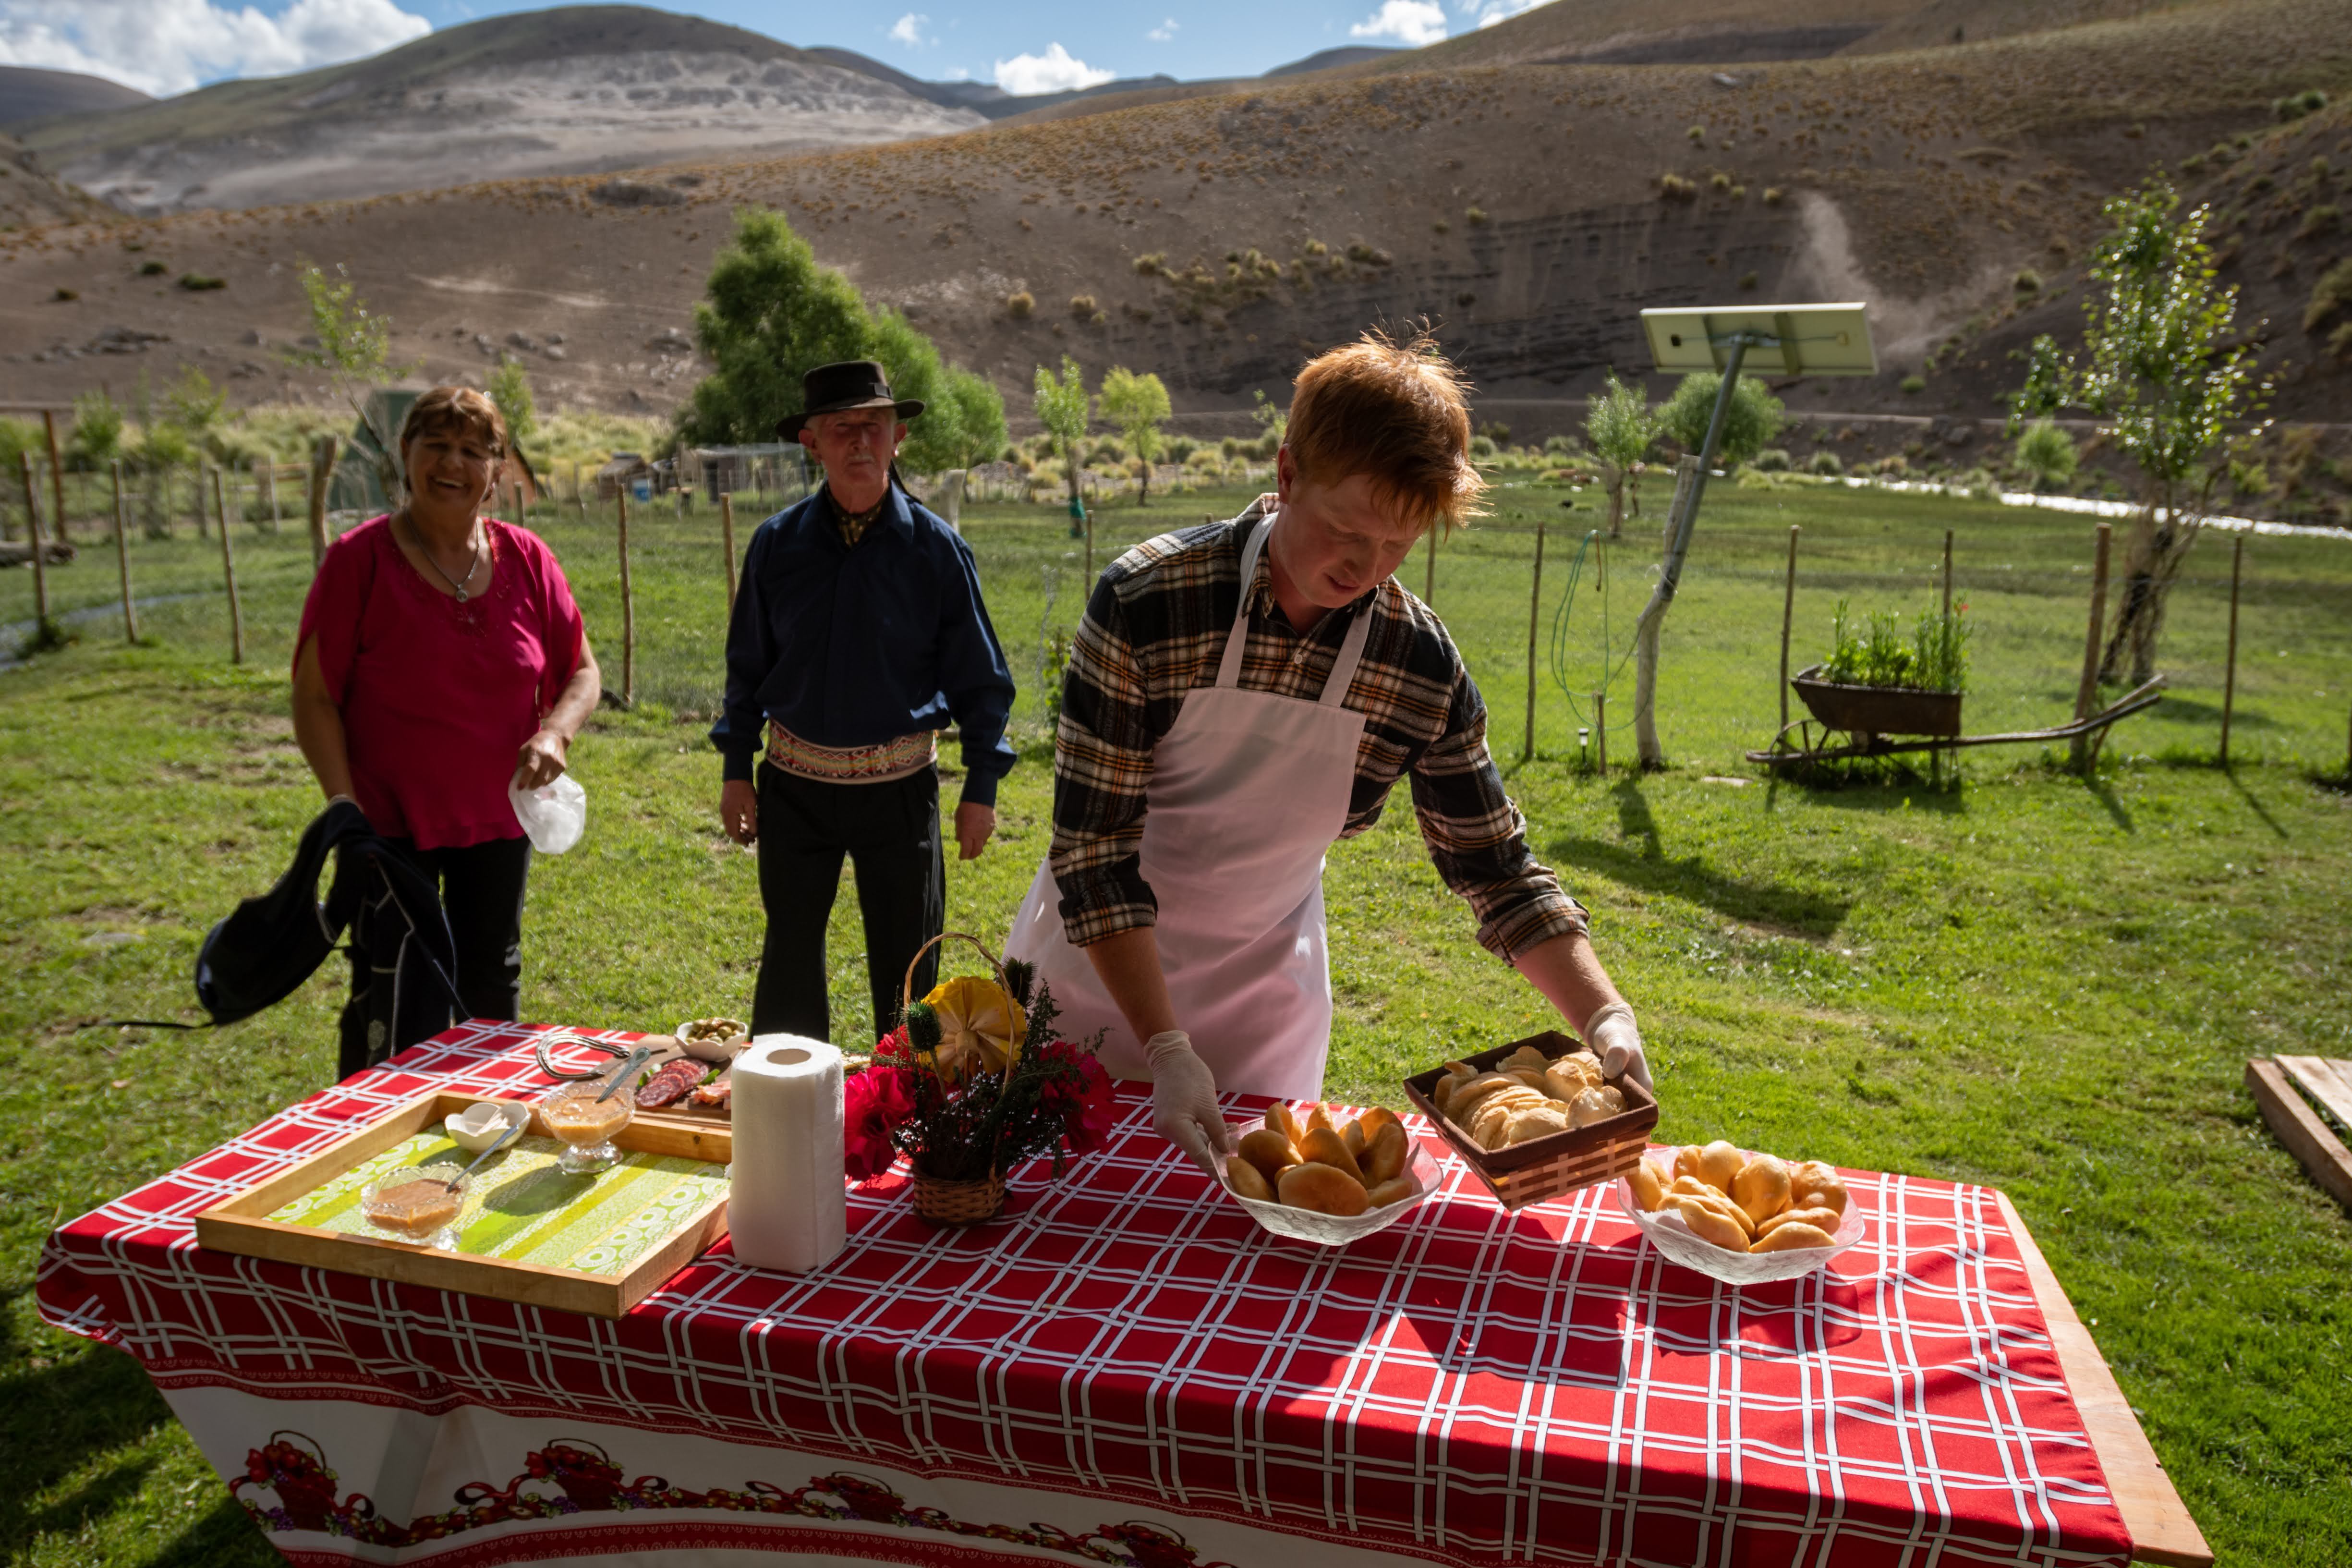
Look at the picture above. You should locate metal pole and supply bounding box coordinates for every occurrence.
[2219,533,2243,767]
[1941,528,1953,620]
[1523,517,1545,761]
[112,460,137,642]
[720,492,739,616]
[213,466,243,663]
[1633,334,1752,768]
[18,453,50,628]
[43,410,67,542]
[1593,690,1607,777]
[1779,524,1800,731]
[2070,522,2111,773]
[617,489,635,707]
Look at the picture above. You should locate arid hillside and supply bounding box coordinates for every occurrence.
[0,0,2344,433]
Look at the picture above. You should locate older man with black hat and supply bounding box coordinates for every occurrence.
[712,361,1017,1045]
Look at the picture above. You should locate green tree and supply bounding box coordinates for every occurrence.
[1098,366,1172,506]
[679,208,1000,477]
[282,260,412,496]
[1583,370,1657,539]
[2012,179,2267,684]
[70,389,124,469]
[1034,355,1093,568]
[486,355,539,455]
[1656,371,1784,471]
[2012,420,2078,492]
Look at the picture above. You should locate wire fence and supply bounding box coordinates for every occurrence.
[7,470,2350,776]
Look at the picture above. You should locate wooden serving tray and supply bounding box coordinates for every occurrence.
[194,1091,732,1317]
[1402,1030,1661,1211]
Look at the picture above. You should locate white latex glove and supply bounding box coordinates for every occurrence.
[1144,1030,1236,1176]
[1583,1002,1653,1096]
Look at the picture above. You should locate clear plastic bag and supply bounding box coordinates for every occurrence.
[509,772,587,853]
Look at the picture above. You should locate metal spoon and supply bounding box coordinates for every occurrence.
[440,1114,527,1190]
[594,1043,659,1105]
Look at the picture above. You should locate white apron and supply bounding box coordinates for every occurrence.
[1006,513,1374,1100]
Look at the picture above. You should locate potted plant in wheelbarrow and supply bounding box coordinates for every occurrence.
[1792,601,1971,740]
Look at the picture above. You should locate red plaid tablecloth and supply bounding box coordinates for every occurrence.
[38,1022,2133,1568]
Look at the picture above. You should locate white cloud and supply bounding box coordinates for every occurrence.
[0,0,431,97]
[1146,17,1177,41]
[887,12,929,47]
[991,42,1112,96]
[1349,0,1446,46]
[941,64,969,80]
[1467,0,1551,26]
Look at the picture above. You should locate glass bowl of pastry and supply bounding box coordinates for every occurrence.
[1217,1102,1442,1246]
[1613,1141,1869,1285]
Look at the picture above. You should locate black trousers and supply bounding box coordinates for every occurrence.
[339,833,533,1078]
[752,762,944,1047]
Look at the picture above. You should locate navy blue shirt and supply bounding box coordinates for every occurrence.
[712,484,1017,806]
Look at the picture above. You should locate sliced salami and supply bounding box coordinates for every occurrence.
[635,1059,703,1108]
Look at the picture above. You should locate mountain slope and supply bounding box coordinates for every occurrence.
[0,66,151,129]
[20,6,982,215]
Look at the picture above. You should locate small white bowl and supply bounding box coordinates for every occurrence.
[1613,1153,1870,1286]
[675,1019,751,1062]
[443,1099,529,1154]
[1222,1140,1442,1247]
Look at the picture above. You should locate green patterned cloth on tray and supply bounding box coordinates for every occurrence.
[267,1132,726,1277]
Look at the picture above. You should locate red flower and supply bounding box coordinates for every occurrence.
[1041,1043,1115,1155]
[843,1065,912,1179]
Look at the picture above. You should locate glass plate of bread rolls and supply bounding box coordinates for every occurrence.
[1613,1141,1869,1285]
[1219,1102,1442,1246]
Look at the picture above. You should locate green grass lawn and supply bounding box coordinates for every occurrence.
[3,477,2349,1566]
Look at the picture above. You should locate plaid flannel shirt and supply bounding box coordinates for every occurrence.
[1049,501,1588,960]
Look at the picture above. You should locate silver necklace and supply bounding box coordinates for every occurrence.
[403,510,485,603]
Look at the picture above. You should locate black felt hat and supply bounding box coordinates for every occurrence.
[776,360,924,441]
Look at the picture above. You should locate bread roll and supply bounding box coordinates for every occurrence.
[1224,1156,1276,1202]
[1732,1155,1792,1227]
[1567,1086,1623,1129]
[1357,1106,1401,1144]
[1673,1145,1707,1181]
[1757,1205,1840,1238]
[1237,1128,1302,1182]
[1750,1221,1838,1252]
[1342,1118,1368,1156]
[1305,1105,1335,1137]
[1504,1068,1549,1090]
[1506,1104,1572,1144]
[1544,1057,1599,1100]
[1668,1174,1722,1199]
[1697,1141,1745,1192]
[1365,1120,1409,1183]
[1672,1196,1750,1252]
[1788,1159,1837,1193]
[1447,1073,1519,1123]
[1431,1065,1475,1112]
[1279,1161,1370,1216]
[1505,1045,1552,1073]
[1794,1176,1850,1217]
[1626,1159,1666,1212]
[1298,1126,1366,1185]
[1365,1174,1418,1207]
[1265,1103,1304,1149]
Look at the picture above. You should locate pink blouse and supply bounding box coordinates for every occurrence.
[297,516,585,850]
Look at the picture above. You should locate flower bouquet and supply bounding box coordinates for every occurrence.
[843,932,1112,1226]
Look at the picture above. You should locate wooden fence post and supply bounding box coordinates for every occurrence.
[265,457,282,532]
[193,464,209,540]
[1593,690,1607,777]
[1523,517,1545,761]
[111,460,137,642]
[307,435,338,567]
[1780,524,1800,732]
[43,410,67,542]
[617,490,635,707]
[2219,533,2244,767]
[2070,522,2112,774]
[1941,528,1954,620]
[719,492,739,615]
[213,466,243,664]
[17,453,50,628]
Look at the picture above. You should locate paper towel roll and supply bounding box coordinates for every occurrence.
[727,1034,848,1273]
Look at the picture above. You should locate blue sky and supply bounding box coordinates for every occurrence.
[0,0,1547,100]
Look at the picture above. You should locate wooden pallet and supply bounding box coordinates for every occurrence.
[2246,1056,2352,1213]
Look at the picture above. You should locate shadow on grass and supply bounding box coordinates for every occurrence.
[2222,765,2292,840]
[2153,694,2280,730]
[1545,779,1853,939]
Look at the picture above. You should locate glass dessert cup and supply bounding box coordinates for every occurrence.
[541,1081,635,1174]
[359,1165,469,1251]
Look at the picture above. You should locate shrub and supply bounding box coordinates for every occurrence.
[1466,207,1488,225]
[1006,291,1035,318]
[2229,459,2270,498]
[53,287,77,301]
[1807,450,1843,477]
[1899,374,1926,394]
[1219,436,1241,458]
[2297,204,2342,240]
[1751,447,1793,472]
[1468,434,1498,459]
[2013,268,2043,294]
[1687,125,1706,144]
[1069,293,1097,316]
[1132,253,1164,275]
[1188,448,1223,471]
[178,274,225,291]
[2275,89,2328,122]
[1762,187,1784,205]
[1543,433,1580,456]
[1876,454,1909,477]
[1303,238,1328,256]
[1432,219,1450,234]
[1658,173,1697,200]
[1823,599,1971,693]
[1738,270,1758,291]
[2012,419,2078,490]
[1656,371,1784,465]
[2304,257,2352,330]
[1710,172,1733,193]
[1478,421,1511,444]
[1166,437,1195,463]
[137,260,166,276]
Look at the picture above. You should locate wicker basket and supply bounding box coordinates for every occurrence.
[910,1170,1007,1227]
[1401,1030,1660,1211]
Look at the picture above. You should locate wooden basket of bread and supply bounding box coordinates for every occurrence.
[1401,1029,1658,1211]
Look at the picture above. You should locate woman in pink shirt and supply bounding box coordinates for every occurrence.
[292,387,600,1075]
